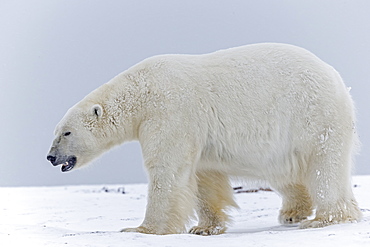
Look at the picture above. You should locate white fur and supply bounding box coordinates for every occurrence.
[49,43,362,235]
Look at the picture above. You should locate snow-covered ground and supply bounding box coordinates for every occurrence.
[0,176,369,247]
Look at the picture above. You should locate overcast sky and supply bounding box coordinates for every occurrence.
[1,0,369,187]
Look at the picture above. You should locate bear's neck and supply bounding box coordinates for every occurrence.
[105,72,156,142]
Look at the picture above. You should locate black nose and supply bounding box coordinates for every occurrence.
[47,155,56,164]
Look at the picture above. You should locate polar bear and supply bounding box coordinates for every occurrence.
[47,43,362,235]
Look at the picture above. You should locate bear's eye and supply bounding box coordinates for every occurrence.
[63,132,71,137]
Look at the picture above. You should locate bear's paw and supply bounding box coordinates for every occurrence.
[279,210,310,225]
[121,226,154,234]
[189,225,226,236]
[299,218,331,229]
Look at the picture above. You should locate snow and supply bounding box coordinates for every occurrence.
[0,176,369,247]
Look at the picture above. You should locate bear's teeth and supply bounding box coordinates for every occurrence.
[61,161,74,172]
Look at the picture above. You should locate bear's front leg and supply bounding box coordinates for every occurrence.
[121,164,197,235]
[120,119,200,234]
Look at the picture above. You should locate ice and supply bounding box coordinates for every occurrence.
[0,177,369,247]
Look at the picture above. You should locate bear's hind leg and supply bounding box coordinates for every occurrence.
[189,170,238,236]
[300,151,362,229]
[277,183,313,225]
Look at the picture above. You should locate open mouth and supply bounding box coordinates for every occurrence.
[60,156,77,172]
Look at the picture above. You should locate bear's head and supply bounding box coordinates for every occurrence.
[46,101,108,172]
[46,82,138,172]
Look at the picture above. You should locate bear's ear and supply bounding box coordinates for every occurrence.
[91,104,103,119]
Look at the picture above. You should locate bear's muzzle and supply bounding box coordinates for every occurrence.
[46,154,77,172]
